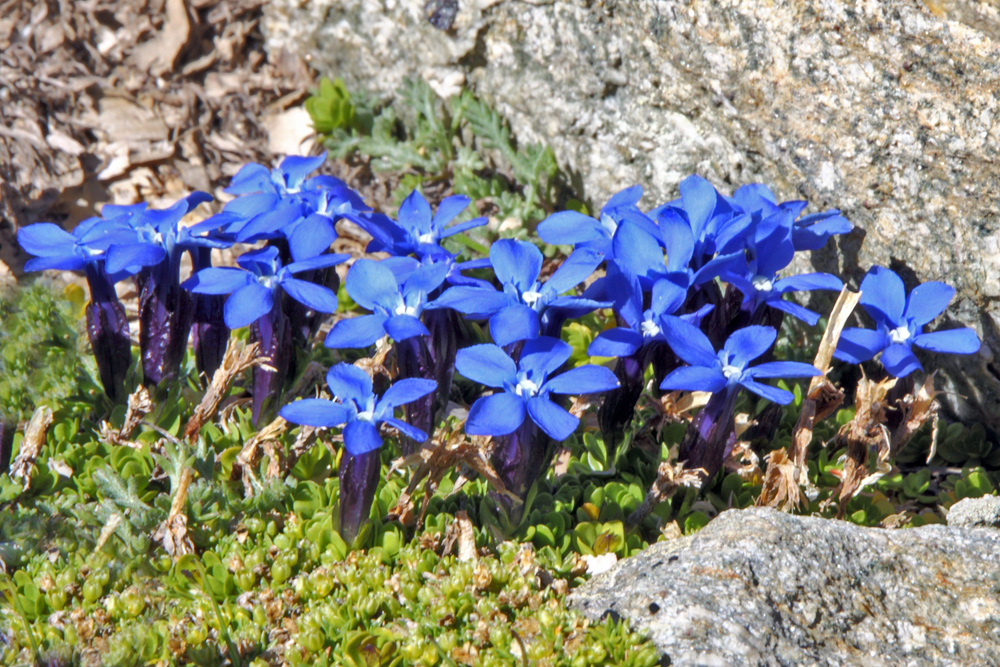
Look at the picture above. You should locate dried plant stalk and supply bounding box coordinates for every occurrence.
[758,287,859,510]
[234,417,290,495]
[889,372,941,460]
[626,461,705,529]
[184,340,265,441]
[99,386,153,448]
[832,373,897,513]
[152,467,195,558]
[10,405,53,491]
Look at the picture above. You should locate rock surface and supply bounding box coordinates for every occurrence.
[569,507,1000,667]
[947,494,1000,528]
[263,0,1000,433]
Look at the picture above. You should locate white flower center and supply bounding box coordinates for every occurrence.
[599,213,618,237]
[356,409,375,424]
[751,275,774,293]
[641,318,661,338]
[888,325,910,344]
[515,377,540,397]
[394,302,418,317]
[260,275,278,290]
[417,231,436,245]
[522,290,543,306]
[722,364,743,381]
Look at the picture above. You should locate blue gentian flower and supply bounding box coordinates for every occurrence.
[537,186,660,259]
[353,190,487,259]
[324,258,450,348]
[280,362,437,455]
[18,208,151,401]
[183,246,347,329]
[192,154,368,262]
[456,337,619,440]
[718,210,843,326]
[724,182,852,251]
[833,266,981,377]
[432,239,606,346]
[659,319,821,403]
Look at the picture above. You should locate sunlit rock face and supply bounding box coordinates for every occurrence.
[264,0,1000,434]
[570,507,1000,666]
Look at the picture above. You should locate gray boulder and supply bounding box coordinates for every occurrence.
[569,507,1000,667]
[947,494,1000,528]
[262,0,1000,432]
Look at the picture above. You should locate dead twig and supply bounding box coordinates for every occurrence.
[184,340,265,441]
[10,406,53,491]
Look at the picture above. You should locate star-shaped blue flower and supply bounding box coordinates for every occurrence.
[324,257,450,348]
[431,239,606,346]
[280,363,437,455]
[456,337,619,440]
[833,266,981,377]
[182,246,347,328]
[537,185,660,259]
[659,319,821,404]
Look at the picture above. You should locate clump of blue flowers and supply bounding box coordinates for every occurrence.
[19,151,983,540]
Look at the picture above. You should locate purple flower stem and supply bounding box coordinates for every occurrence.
[678,387,739,484]
[136,256,194,386]
[599,347,651,448]
[190,247,229,384]
[248,299,292,426]
[84,263,132,403]
[491,417,552,509]
[338,449,381,544]
[394,334,436,456]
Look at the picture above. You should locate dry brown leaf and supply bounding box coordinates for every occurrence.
[184,340,264,441]
[152,467,195,558]
[756,447,805,511]
[889,372,942,460]
[132,0,191,76]
[10,405,53,491]
[626,460,706,528]
[724,439,762,483]
[832,373,897,512]
[100,385,154,448]
[455,510,477,563]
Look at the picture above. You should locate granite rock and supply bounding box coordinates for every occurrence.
[569,507,1000,667]
[263,0,1000,432]
[947,494,1000,528]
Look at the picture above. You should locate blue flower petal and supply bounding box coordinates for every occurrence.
[537,211,602,245]
[656,208,694,271]
[429,286,509,317]
[526,396,579,441]
[183,267,253,294]
[431,194,471,230]
[17,223,76,256]
[287,214,337,261]
[439,217,488,238]
[324,314,389,348]
[659,316,719,368]
[379,378,438,410]
[792,213,852,251]
[343,420,383,456]
[913,328,981,355]
[659,366,728,393]
[650,277,687,317]
[224,282,273,328]
[24,255,88,272]
[881,343,922,377]
[489,304,540,347]
[225,163,273,195]
[678,175,719,238]
[724,326,778,369]
[236,202,305,243]
[519,337,573,378]
[543,364,619,395]
[903,281,955,328]
[544,247,603,296]
[767,299,822,326]
[466,392,526,436]
[286,253,351,274]
[398,189,433,234]
[603,261,642,328]
[278,154,327,189]
[740,379,795,404]
[280,399,351,428]
[834,328,888,364]
[384,314,430,342]
[859,266,906,326]
[280,277,339,313]
[490,239,542,294]
[345,259,401,312]
[381,416,429,443]
[105,243,166,274]
[605,184,644,210]
[588,328,642,357]
[773,272,844,294]
[456,344,518,388]
[326,363,374,405]
[403,261,450,297]
[612,222,666,288]
[746,361,821,380]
